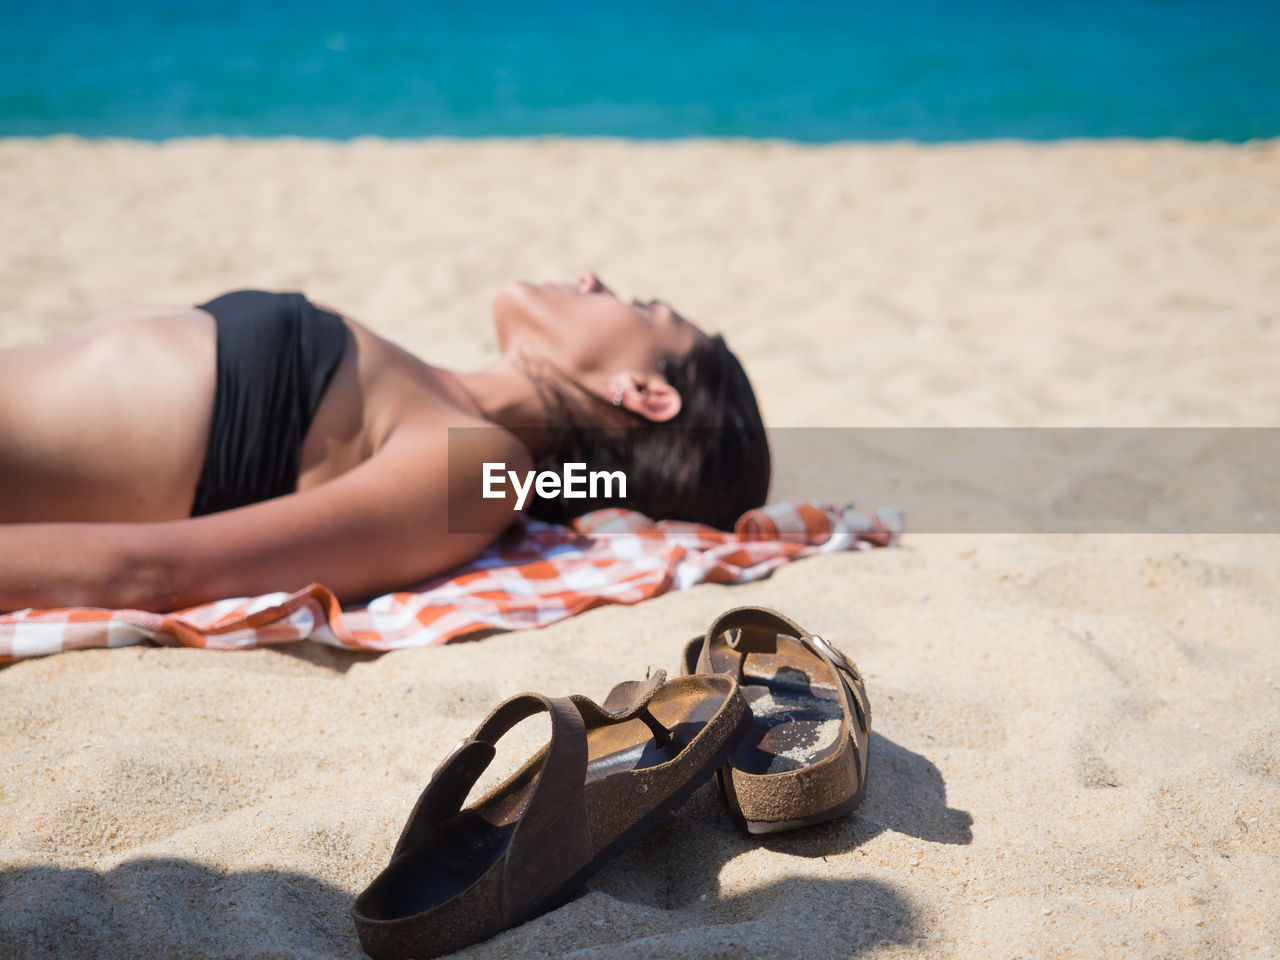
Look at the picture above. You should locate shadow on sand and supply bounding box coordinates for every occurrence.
[0,734,967,959]
[1,860,920,960]
[0,858,362,960]
[586,731,966,955]
[749,730,974,860]
[521,875,922,959]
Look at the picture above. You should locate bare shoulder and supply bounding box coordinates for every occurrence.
[439,418,534,474]
[384,413,532,520]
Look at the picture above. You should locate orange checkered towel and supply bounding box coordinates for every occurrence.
[0,500,900,661]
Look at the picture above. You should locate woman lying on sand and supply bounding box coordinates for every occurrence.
[0,274,769,613]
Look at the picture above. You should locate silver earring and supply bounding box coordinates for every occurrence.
[611,386,625,406]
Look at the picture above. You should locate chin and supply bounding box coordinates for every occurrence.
[492,280,539,352]
[494,279,528,308]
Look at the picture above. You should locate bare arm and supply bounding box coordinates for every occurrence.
[0,427,530,612]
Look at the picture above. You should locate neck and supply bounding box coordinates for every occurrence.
[446,355,553,458]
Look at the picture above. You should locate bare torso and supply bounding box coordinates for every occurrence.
[0,303,504,523]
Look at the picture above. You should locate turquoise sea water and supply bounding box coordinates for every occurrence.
[2,0,1278,141]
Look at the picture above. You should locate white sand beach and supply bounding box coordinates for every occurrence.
[1,136,1278,959]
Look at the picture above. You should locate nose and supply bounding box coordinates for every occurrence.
[576,271,612,296]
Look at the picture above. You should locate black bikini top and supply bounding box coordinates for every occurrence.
[191,290,349,517]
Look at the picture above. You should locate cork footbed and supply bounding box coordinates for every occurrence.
[688,634,845,775]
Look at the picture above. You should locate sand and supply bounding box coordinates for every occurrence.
[1,136,1278,959]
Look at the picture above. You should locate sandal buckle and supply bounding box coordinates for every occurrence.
[811,633,856,677]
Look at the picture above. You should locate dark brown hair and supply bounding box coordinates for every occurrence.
[527,334,771,530]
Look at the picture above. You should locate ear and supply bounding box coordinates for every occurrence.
[609,372,682,423]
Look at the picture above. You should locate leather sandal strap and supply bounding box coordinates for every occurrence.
[391,738,497,860]
[389,691,593,927]
[570,670,672,747]
[820,647,872,782]
[500,695,592,925]
[704,606,811,658]
[811,634,871,736]
[696,606,812,680]
[599,672,665,715]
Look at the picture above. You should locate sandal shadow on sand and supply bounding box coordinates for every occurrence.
[682,606,871,834]
[351,669,751,960]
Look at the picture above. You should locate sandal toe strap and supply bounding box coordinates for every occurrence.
[570,669,673,747]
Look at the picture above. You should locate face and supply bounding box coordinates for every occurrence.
[492,272,705,383]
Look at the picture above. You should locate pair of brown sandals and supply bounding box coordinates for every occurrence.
[351,606,872,960]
